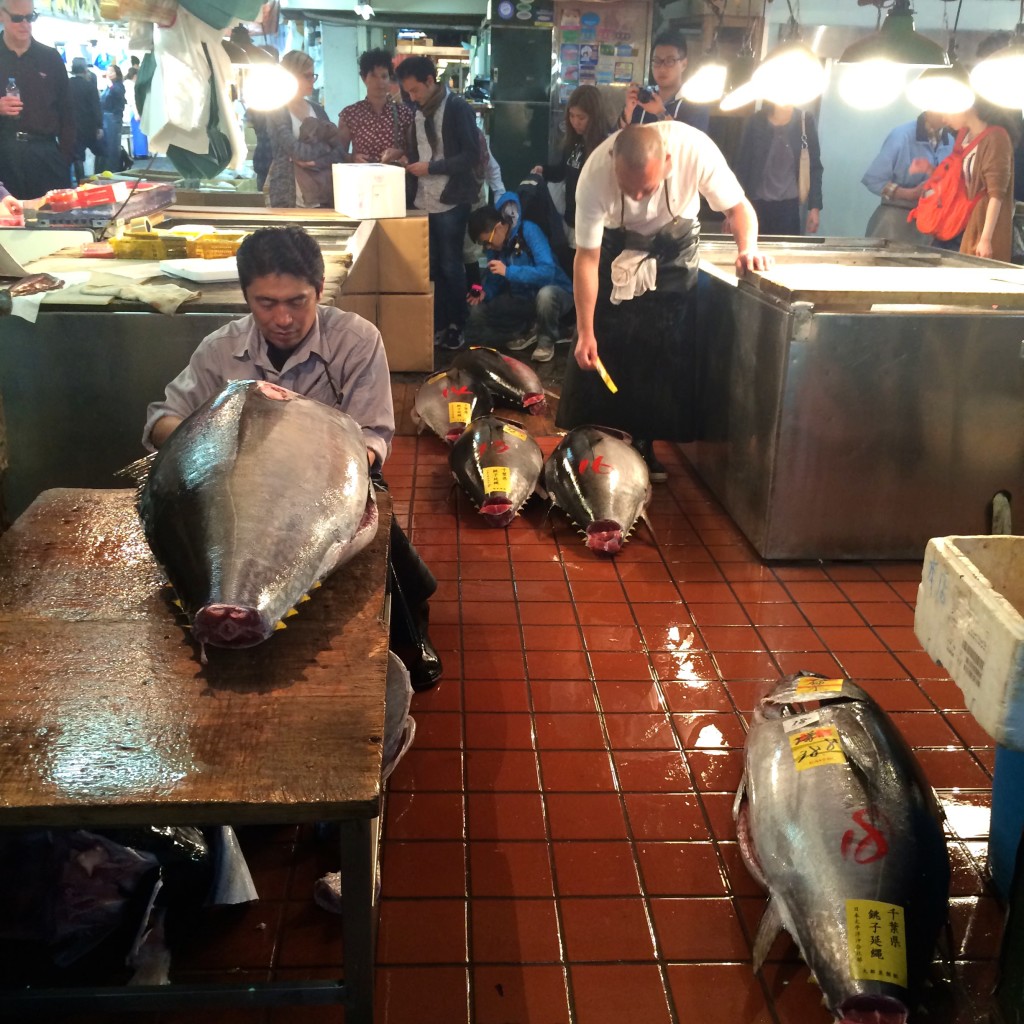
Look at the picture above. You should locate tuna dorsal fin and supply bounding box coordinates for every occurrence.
[284,608,299,618]
[274,621,287,631]
[299,594,311,604]
[752,897,784,974]
[115,452,158,487]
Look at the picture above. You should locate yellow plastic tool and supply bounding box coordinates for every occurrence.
[594,356,618,394]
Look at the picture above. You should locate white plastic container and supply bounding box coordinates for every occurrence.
[332,163,406,220]
[915,535,1024,748]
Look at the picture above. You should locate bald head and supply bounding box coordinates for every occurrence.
[613,125,671,201]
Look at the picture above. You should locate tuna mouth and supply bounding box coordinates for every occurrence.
[839,995,909,1024]
[193,604,269,648]
[585,520,624,553]
[445,425,467,443]
[481,495,515,527]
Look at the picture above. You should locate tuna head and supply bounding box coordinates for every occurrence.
[734,673,949,1022]
[542,425,651,553]
[412,367,493,444]
[138,380,378,649]
[451,347,548,415]
[449,415,544,527]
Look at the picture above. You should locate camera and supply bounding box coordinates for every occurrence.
[637,85,658,104]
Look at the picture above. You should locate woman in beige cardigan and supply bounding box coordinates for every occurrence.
[945,99,1017,262]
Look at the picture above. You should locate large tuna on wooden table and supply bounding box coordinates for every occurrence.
[137,380,378,649]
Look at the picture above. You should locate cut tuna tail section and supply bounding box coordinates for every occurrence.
[585,519,624,553]
[193,604,268,648]
[839,994,909,1024]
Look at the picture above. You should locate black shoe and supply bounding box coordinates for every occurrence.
[439,325,466,351]
[409,634,443,691]
[635,438,667,483]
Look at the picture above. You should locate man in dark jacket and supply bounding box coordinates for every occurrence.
[466,192,573,363]
[397,56,479,351]
[68,57,101,184]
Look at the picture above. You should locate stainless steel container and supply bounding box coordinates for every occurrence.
[685,237,1024,560]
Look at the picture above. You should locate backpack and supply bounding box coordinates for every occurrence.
[516,172,575,278]
[908,126,1000,241]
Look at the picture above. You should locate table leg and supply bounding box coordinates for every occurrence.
[339,817,376,1024]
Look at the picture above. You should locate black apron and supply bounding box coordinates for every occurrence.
[556,188,701,442]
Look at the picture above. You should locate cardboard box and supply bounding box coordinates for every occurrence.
[332,164,406,220]
[377,290,434,373]
[914,535,1024,748]
[336,292,377,327]
[376,214,430,294]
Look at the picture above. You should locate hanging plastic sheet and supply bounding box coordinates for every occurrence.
[178,0,262,30]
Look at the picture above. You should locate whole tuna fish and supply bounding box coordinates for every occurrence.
[542,425,650,553]
[412,367,493,444]
[449,415,544,527]
[734,673,949,1024]
[451,346,548,415]
[138,380,378,649]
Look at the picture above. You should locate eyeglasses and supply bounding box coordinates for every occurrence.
[483,224,500,247]
[651,56,681,68]
[2,8,38,22]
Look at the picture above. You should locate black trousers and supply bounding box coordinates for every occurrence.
[0,136,72,199]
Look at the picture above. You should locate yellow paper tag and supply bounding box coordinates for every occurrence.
[503,423,528,442]
[790,724,846,771]
[426,369,448,384]
[448,401,472,425]
[795,675,845,696]
[594,356,618,394]
[846,900,908,988]
[483,466,512,494]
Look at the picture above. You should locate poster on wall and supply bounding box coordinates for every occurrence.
[553,2,651,93]
[491,0,555,24]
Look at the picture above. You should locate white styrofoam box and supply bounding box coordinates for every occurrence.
[158,257,239,283]
[915,536,1024,748]
[332,164,406,220]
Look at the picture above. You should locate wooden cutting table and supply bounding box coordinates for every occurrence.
[0,487,392,1021]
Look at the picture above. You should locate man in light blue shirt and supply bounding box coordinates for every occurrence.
[862,112,953,244]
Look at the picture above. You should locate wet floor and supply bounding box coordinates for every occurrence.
[18,390,1005,1024]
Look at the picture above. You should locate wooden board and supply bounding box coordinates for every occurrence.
[0,488,391,827]
[744,263,1024,310]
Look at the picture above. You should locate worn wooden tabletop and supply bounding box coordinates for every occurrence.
[0,488,391,827]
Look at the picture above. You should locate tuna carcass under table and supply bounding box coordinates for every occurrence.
[0,487,392,1021]
[689,237,1024,560]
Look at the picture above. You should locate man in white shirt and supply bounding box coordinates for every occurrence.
[557,122,771,481]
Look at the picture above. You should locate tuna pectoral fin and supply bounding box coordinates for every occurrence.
[752,897,784,974]
[115,451,157,486]
[639,511,658,544]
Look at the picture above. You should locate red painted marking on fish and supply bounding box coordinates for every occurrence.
[255,382,295,401]
[841,809,889,864]
[478,440,509,455]
[443,385,473,398]
[578,456,611,475]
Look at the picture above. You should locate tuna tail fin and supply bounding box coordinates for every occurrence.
[115,452,157,487]
[752,897,784,974]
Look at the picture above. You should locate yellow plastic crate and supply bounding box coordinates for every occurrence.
[186,233,248,259]
[110,232,189,260]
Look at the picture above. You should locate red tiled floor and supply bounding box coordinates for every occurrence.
[69,434,1000,1023]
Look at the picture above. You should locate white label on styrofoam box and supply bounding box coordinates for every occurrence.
[915,536,1024,748]
[332,163,406,220]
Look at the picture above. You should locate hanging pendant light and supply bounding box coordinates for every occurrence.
[717,36,757,112]
[243,64,299,111]
[753,39,826,106]
[970,4,1024,109]
[682,60,729,104]
[839,0,947,66]
[836,58,907,110]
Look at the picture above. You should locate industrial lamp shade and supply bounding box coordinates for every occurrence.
[970,42,1024,108]
[906,63,974,113]
[753,43,826,106]
[839,0,947,66]
[221,39,250,65]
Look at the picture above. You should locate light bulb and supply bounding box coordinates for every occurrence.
[970,47,1024,108]
[753,45,825,106]
[243,64,299,111]
[719,78,759,112]
[906,66,974,113]
[837,59,904,110]
[681,62,728,104]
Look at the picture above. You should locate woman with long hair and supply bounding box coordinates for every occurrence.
[96,64,126,174]
[943,98,1017,262]
[532,84,609,237]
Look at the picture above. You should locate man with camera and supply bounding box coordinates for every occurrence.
[619,31,710,135]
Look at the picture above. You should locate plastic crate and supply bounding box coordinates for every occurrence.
[915,536,1024,748]
[110,232,190,260]
[185,233,247,259]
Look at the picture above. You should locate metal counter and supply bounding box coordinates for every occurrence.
[685,237,1024,560]
[0,209,359,521]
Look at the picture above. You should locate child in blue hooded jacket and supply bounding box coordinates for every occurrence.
[465,191,573,363]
